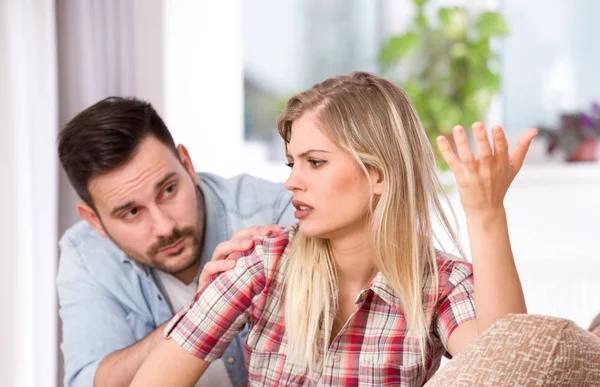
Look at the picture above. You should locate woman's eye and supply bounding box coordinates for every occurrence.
[308,160,325,168]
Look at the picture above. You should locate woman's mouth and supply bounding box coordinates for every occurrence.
[292,200,314,219]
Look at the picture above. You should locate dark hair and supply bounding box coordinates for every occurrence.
[58,96,177,207]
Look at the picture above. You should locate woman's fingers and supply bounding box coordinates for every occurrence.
[436,135,463,176]
[472,122,493,166]
[491,125,509,163]
[509,128,538,174]
[453,125,476,171]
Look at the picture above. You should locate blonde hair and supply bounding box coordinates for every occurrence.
[277,72,460,372]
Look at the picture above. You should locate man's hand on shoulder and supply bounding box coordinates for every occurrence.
[197,224,285,292]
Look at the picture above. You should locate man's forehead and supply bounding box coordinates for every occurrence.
[89,161,179,210]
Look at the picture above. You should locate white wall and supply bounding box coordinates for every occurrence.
[502,0,600,131]
[438,163,600,329]
[242,0,305,93]
[132,0,165,115]
[163,0,247,178]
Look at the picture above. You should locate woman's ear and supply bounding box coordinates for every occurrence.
[370,167,384,195]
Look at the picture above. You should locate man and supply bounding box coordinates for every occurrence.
[57,97,295,387]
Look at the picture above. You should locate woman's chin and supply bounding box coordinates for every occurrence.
[298,222,334,240]
[297,222,321,238]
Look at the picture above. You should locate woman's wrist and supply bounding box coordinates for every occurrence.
[464,206,507,228]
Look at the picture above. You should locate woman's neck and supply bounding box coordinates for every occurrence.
[330,228,376,288]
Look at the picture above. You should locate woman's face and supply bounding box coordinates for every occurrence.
[284,113,382,240]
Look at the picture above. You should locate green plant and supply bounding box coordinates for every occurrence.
[379,0,509,168]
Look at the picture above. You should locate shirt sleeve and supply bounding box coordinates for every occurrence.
[57,240,138,387]
[435,259,477,350]
[164,240,271,362]
[273,187,295,226]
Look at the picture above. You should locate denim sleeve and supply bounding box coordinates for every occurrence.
[274,189,295,226]
[57,241,137,387]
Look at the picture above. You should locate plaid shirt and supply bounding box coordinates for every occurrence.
[165,225,476,386]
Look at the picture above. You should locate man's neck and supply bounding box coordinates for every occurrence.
[173,259,201,285]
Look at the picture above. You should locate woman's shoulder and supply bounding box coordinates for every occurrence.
[230,223,298,277]
[434,249,473,290]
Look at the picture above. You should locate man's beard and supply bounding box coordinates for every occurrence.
[104,185,206,276]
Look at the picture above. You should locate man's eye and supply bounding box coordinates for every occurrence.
[123,208,139,219]
[163,184,177,198]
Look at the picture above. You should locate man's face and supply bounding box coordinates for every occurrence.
[82,136,204,280]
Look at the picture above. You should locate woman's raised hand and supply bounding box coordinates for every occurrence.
[436,122,538,216]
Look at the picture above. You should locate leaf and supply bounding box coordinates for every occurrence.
[416,12,428,28]
[441,8,468,40]
[476,11,509,40]
[480,71,500,92]
[378,33,421,67]
[450,42,468,59]
[439,7,451,26]
[414,0,430,9]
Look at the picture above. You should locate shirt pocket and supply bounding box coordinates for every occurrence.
[359,361,422,387]
[246,350,287,386]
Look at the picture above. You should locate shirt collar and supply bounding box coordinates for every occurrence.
[358,271,437,314]
[196,175,227,279]
[358,272,403,311]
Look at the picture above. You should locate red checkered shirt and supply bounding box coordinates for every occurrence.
[165,225,476,386]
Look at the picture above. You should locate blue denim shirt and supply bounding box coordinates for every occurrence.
[57,173,294,387]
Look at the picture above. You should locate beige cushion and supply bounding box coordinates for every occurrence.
[425,314,600,386]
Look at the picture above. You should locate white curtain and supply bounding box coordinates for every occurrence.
[0,1,135,385]
[0,1,59,386]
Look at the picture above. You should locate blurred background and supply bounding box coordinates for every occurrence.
[1,0,599,386]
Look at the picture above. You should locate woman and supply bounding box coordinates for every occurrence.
[131,72,537,386]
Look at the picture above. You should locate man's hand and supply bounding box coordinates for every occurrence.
[197,224,285,291]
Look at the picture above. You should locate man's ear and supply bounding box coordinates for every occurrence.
[370,167,384,196]
[177,144,199,185]
[77,202,108,238]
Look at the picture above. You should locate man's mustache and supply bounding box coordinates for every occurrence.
[147,227,195,256]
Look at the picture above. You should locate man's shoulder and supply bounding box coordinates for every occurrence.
[59,220,125,269]
[197,172,292,221]
[197,171,287,197]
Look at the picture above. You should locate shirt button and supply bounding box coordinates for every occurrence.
[227,357,236,364]
[157,294,163,301]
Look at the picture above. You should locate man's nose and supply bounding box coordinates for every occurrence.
[150,207,176,238]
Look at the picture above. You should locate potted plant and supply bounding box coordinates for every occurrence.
[538,103,600,162]
[378,0,509,169]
